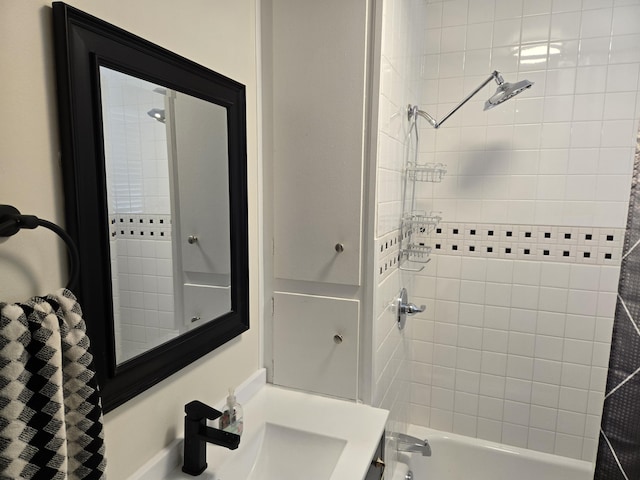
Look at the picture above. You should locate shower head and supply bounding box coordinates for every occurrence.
[408,70,534,128]
[484,78,534,111]
[147,108,166,124]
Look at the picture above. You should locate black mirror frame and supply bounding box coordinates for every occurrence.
[52,2,249,412]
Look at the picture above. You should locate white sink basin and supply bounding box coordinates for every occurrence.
[216,423,346,480]
[159,384,388,480]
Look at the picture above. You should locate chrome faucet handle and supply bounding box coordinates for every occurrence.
[396,288,427,330]
[400,302,426,315]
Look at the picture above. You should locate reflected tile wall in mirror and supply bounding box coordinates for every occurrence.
[101,68,177,363]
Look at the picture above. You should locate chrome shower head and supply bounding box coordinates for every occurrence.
[147,108,166,124]
[408,70,534,128]
[484,78,534,110]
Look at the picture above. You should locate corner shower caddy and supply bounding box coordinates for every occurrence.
[399,108,446,271]
[398,71,534,271]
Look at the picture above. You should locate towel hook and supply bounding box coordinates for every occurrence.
[0,204,80,291]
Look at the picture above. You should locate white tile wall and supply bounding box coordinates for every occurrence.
[401,0,640,463]
[101,68,178,363]
[109,235,179,364]
[416,0,640,229]
[408,253,617,461]
[373,1,428,472]
[101,67,172,216]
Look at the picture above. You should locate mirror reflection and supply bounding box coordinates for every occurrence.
[100,67,231,364]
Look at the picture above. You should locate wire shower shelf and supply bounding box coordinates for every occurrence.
[402,211,442,235]
[406,163,447,183]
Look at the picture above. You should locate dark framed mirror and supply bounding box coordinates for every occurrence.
[52,2,249,412]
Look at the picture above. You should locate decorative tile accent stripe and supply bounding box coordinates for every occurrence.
[378,222,626,278]
[108,214,172,240]
[377,230,403,281]
[428,223,624,265]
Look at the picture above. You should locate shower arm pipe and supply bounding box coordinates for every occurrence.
[409,70,502,129]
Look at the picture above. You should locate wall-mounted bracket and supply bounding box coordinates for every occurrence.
[0,204,79,290]
[0,204,38,237]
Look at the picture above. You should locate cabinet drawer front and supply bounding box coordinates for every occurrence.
[273,292,359,399]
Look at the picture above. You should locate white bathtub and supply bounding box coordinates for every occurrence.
[393,425,594,480]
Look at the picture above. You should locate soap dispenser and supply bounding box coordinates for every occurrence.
[219,388,243,436]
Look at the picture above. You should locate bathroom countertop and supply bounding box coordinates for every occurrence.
[163,384,389,480]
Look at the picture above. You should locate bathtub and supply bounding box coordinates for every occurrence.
[392,425,594,480]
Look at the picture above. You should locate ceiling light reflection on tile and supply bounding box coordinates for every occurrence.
[517,44,562,66]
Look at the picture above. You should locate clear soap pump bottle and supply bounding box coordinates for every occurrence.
[219,388,243,436]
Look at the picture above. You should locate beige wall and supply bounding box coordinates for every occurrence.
[0,1,261,478]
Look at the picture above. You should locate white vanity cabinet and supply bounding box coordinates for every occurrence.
[264,0,373,400]
[272,292,360,399]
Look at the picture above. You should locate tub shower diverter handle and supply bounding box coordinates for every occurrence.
[401,303,426,315]
[397,288,426,330]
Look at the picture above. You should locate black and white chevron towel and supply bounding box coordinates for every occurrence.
[0,289,106,479]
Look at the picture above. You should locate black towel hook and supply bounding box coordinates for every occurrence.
[0,204,80,291]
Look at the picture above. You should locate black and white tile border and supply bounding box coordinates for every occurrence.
[377,222,625,279]
[377,230,404,281]
[108,214,172,240]
[429,223,624,264]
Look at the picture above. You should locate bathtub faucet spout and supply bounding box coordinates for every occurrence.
[395,433,432,456]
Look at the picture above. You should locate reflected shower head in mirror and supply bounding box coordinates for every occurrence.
[147,108,166,123]
[408,70,534,128]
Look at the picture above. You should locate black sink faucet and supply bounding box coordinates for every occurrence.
[182,400,241,476]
